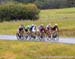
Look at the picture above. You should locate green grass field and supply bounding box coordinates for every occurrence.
[0,8,75,37]
[0,41,75,59]
[0,8,75,59]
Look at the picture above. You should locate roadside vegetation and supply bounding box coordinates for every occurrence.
[0,0,75,9]
[0,3,39,21]
[0,41,75,59]
[0,8,75,37]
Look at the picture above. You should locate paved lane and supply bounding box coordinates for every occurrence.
[0,35,16,40]
[0,35,75,44]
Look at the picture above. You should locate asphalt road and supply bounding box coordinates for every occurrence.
[0,35,75,44]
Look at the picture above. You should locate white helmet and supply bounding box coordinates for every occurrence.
[48,24,51,26]
[32,24,34,26]
[55,24,58,26]
[47,24,51,27]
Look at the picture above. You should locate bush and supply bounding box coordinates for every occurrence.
[0,3,40,21]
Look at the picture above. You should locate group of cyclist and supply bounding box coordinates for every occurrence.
[16,23,59,40]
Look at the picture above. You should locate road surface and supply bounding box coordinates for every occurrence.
[0,35,75,44]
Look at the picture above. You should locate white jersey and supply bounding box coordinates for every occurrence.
[32,26,36,32]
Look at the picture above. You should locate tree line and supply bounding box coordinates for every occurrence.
[0,0,75,9]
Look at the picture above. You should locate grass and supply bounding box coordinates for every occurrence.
[0,8,75,59]
[0,8,75,37]
[0,41,75,59]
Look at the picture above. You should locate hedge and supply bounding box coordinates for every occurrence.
[0,3,40,21]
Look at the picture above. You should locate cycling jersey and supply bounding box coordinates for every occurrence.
[39,26,45,33]
[52,26,58,31]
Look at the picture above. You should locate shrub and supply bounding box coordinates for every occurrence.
[0,3,40,21]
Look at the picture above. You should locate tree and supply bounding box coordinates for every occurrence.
[67,0,75,7]
[0,0,75,9]
[15,0,35,3]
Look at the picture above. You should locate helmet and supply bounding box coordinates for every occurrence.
[47,24,51,27]
[55,24,58,26]
[20,24,24,26]
[27,25,30,27]
[48,24,51,26]
[32,24,34,26]
[19,24,24,28]
[41,24,44,26]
